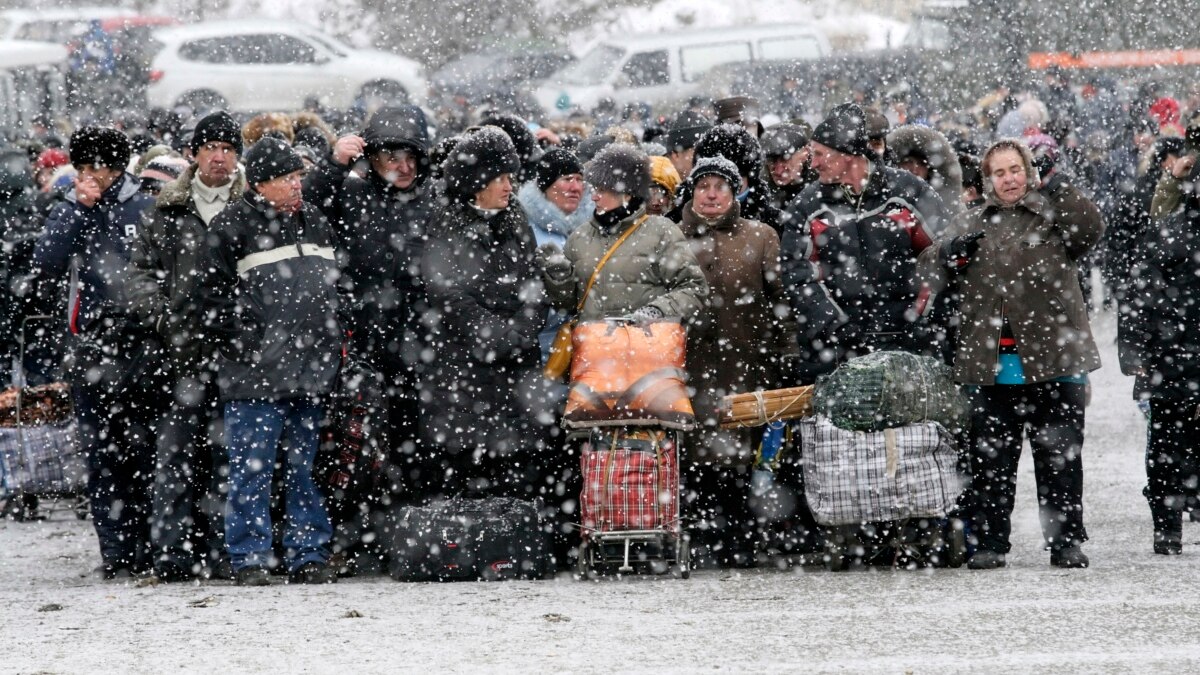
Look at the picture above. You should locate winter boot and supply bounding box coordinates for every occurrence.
[1050,545,1089,568]
[289,562,338,585]
[1151,497,1184,555]
[966,550,1006,570]
[236,566,271,586]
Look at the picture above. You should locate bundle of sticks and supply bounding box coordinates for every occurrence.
[718,386,814,429]
[0,383,74,428]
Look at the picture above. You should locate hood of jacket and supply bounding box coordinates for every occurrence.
[157,163,248,210]
[887,124,964,211]
[517,181,594,238]
[981,139,1041,205]
[363,105,430,156]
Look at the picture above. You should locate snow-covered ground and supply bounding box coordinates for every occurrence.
[4,309,1200,673]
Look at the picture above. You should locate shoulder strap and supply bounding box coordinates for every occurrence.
[577,214,649,312]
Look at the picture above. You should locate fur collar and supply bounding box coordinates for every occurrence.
[157,164,247,209]
[517,181,593,238]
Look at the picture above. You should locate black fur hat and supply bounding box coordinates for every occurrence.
[69,126,131,170]
[441,126,520,200]
[584,143,651,200]
[480,113,543,178]
[694,123,761,180]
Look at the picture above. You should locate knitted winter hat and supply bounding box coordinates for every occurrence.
[812,103,872,157]
[441,125,520,199]
[69,126,131,170]
[584,143,651,199]
[694,123,762,180]
[688,155,742,192]
[190,110,243,156]
[243,137,305,186]
[535,147,583,192]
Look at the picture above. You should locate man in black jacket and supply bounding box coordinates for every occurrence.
[200,138,350,586]
[32,126,166,579]
[304,105,433,501]
[780,103,947,383]
[126,110,245,582]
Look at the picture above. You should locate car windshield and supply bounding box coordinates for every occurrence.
[303,32,347,57]
[555,44,623,85]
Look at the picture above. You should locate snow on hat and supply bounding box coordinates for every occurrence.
[812,103,872,158]
[760,123,812,159]
[190,110,243,156]
[694,123,761,180]
[244,137,305,186]
[585,143,651,200]
[535,147,583,193]
[668,110,713,153]
[688,155,742,192]
[69,126,131,170]
[441,125,520,200]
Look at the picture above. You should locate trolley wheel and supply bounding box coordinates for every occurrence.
[575,541,590,580]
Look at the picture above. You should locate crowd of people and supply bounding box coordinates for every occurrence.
[2,70,1199,585]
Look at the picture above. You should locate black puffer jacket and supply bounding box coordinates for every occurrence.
[418,200,548,454]
[305,154,432,383]
[1123,188,1200,402]
[780,165,946,382]
[199,193,350,403]
[126,165,247,376]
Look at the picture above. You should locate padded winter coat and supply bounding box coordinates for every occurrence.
[199,193,349,402]
[780,165,944,382]
[418,200,549,455]
[126,165,247,377]
[544,206,708,321]
[304,157,431,383]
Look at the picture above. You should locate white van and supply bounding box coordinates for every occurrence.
[536,24,830,116]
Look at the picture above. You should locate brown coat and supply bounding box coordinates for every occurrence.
[928,172,1104,385]
[680,200,792,463]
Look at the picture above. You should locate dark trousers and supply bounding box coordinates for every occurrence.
[684,462,755,562]
[969,381,1088,553]
[1146,399,1200,528]
[76,383,163,571]
[150,378,228,572]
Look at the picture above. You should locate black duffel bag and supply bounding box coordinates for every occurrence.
[381,496,550,581]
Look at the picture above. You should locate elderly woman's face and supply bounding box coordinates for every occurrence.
[693,175,735,219]
[591,188,626,214]
[987,148,1028,206]
[474,173,513,210]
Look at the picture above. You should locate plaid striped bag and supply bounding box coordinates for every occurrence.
[799,416,964,526]
[580,429,679,534]
[0,422,85,495]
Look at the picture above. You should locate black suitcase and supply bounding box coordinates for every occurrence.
[382,496,551,581]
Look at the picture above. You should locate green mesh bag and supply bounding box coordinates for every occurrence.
[813,351,969,433]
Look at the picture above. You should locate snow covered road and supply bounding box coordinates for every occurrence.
[4,311,1200,674]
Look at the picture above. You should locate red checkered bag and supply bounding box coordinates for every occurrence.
[580,429,679,535]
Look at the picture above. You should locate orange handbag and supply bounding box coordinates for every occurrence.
[563,319,694,430]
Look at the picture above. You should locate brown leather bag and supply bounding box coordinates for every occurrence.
[563,320,694,430]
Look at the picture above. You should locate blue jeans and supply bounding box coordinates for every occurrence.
[224,398,331,572]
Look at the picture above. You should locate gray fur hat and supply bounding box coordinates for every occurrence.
[584,143,651,200]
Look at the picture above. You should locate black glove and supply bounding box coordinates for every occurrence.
[940,231,985,270]
[629,306,665,323]
[536,243,572,281]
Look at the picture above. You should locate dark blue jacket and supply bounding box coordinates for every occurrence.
[33,173,152,334]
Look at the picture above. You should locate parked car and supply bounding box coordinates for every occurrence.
[146,20,426,112]
[0,7,133,43]
[0,40,68,142]
[535,24,830,116]
[431,45,573,102]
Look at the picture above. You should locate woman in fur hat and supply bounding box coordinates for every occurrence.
[419,125,552,500]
